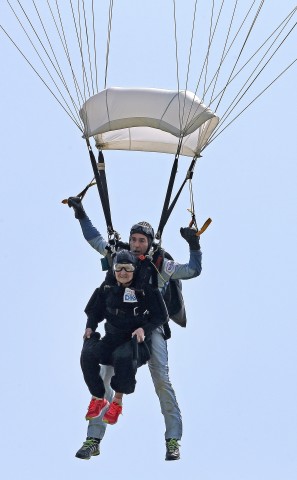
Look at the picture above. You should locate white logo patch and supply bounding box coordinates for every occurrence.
[123,288,137,303]
[164,260,177,276]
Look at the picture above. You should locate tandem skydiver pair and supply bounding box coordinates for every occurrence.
[68,196,202,461]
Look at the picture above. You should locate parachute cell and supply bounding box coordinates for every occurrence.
[80,87,219,157]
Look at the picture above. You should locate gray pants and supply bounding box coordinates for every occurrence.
[87,327,182,440]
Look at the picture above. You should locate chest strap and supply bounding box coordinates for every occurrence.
[106,306,149,317]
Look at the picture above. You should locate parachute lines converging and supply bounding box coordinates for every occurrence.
[1,1,297,238]
[2,1,296,150]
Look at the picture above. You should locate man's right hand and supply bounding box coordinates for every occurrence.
[68,196,86,219]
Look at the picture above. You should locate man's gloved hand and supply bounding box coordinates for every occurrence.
[180,227,200,250]
[67,196,86,219]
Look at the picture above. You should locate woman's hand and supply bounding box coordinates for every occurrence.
[132,327,145,343]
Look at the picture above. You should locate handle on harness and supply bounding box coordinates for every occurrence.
[61,181,96,205]
[188,216,212,236]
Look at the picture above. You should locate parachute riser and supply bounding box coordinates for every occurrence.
[155,153,201,241]
[61,179,96,205]
[85,138,115,238]
[187,158,212,237]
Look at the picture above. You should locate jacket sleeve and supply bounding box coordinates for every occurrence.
[78,215,109,256]
[141,287,169,336]
[84,284,106,331]
[158,249,202,286]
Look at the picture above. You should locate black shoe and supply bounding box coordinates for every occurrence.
[75,437,100,460]
[165,438,180,461]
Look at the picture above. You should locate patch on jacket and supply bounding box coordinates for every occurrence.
[123,288,137,303]
[164,260,177,276]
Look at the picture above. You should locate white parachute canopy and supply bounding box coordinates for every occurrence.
[80,87,219,157]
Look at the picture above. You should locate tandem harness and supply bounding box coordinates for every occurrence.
[108,244,187,333]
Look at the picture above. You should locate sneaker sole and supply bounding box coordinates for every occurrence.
[75,453,100,460]
[102,418,117,425]
[85,401,110,421]
[85,415,100,420]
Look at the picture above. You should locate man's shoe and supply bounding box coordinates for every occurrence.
[85,398,109,420]
[102,401,123,425]
[165,438,180,461]
[75,437,100,460]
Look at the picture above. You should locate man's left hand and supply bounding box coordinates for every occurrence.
[180,227,201,250]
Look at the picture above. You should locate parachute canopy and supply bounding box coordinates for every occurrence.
[80,87,219,157]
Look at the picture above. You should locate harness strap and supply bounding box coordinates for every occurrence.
[106,306,149,317]
[154,254,163,272]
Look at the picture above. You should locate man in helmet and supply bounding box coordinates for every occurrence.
[68,197,202,461]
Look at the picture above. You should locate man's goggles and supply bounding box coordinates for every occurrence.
[130,223,154,238]
[113,263,136,273]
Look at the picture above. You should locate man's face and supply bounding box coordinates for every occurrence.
[129,233,149,256]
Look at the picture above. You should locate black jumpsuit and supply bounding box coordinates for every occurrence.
[80,280,168,396]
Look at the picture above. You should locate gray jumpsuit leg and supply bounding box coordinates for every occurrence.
[148,327,182,440]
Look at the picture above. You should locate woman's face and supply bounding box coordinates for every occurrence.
[114,266,134,286]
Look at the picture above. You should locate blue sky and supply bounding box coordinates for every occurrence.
[0,2,296,479]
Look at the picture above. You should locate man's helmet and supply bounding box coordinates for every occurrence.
[130,221,155,249]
